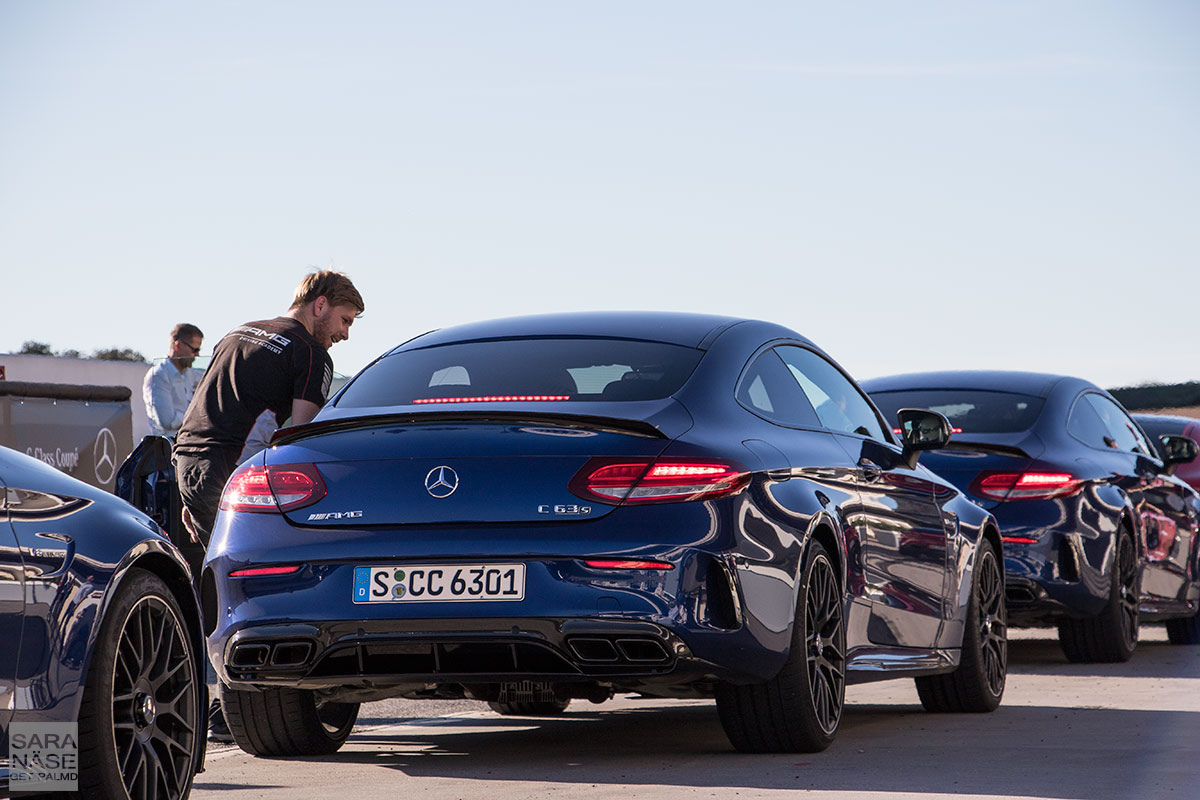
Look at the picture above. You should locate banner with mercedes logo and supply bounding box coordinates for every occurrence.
[0,381,133,491]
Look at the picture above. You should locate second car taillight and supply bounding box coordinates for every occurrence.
[570,458,749,505]
[971,471,1082,502]
[220,463,328,513]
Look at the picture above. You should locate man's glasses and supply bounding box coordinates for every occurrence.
[175,339,202,355]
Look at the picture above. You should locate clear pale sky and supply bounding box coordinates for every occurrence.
[2,2,1197,388]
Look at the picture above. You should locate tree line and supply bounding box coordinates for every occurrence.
[17,340,147,363]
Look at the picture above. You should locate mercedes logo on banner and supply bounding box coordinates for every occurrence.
[424,466,459,498]
[93,427,118,486]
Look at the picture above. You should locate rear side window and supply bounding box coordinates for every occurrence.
[775,346,887,441]
[1082,394,1152,456]
[736,350,820,428]
[336,338,704,407]
[870,389,1045,434]
[1067,398,1111,449]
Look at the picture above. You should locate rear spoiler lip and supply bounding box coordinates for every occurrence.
[269,410,669,448]
[942,440,1031,459]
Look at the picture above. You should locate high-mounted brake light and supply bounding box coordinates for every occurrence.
[228,565,303,578]
[972,471,1081,502]
[220,463,328,513]
[583,559,675,570]
[570,458,749,505]
[413,395,570,404]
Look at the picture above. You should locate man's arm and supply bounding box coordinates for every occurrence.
[290,398,321,426]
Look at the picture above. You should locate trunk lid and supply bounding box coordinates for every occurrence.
[920,432,1045,510]
[268,416,673,526]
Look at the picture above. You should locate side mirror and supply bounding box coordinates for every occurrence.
[1159,434,1199,475]
[897,408,953,469]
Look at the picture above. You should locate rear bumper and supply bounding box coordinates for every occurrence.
[1001,527,1113,624]
[204,546,791,693]
[210,616,735,693]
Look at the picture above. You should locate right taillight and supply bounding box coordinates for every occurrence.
[220,463,327,513]
[569,458,749,505]
[971,471,1082,501]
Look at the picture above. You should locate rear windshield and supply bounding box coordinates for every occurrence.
[869,389,1045,434]
[336,338,704,408]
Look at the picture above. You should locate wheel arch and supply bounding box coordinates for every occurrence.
[806,515,845,593]
[981,519,1005,583]
[76,540,209,772]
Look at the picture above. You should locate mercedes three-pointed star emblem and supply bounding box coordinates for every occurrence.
[94,427,118,486]
[424,466,459,498]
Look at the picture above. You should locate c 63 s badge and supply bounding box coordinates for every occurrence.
[538,504,591,516]
[308,510,364,521]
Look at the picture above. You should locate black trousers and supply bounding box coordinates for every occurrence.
[174,448,241,553]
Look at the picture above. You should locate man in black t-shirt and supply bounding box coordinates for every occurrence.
[174,270,364,553]
[173,270,364,743]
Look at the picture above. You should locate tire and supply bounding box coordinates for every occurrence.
[77,568,201,800]
[716,541,845,753]
[1165,608,1200,645]
[916,537,1007,712]
[1057,530,1139,663]
[222,684,359,756]
[487,698,570,716]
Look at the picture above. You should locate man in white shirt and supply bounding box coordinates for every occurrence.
[143,323,204,437]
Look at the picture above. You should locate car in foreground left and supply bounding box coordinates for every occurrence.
[1,444,206,799]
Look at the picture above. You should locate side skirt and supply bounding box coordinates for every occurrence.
[845,646,959,685]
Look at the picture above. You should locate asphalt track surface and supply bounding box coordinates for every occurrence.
[192,627,1199,799]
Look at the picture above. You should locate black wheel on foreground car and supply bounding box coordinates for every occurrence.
[716,540,845,753]
[1165,607,1200,645]
[1057,530,1139,663]
[78,569,201,800]
[222,684,359,756]
[916,537,1007,712]
[488,698,571,716]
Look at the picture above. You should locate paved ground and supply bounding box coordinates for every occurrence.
[192,627,1200,799]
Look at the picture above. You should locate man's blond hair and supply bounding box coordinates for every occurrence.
[289,270,365,315]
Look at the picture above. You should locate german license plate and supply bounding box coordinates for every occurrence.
[353,564,526,603]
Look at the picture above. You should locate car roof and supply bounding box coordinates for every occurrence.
[860,370,1090,398]
[392,311,766,351]
[1132,413,1198,430]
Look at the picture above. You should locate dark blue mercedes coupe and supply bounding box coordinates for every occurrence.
[1,444,206,798]
[202,312,1007,755]
[864,371,1200,661]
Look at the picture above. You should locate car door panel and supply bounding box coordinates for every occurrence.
[835,434,949,648]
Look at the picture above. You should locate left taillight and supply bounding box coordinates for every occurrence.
[570,458,749,505]
[220,463,327,513]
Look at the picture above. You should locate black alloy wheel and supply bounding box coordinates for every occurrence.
[804,549,846,735]
[977,545,1008,698]
[915,537,1007,712]
[1058,531,1139,663]
[79,569,200,800]
[716,541,846,753]
[1115,533,1140,649]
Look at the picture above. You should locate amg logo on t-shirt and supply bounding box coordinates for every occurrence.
[235,325,292,347]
